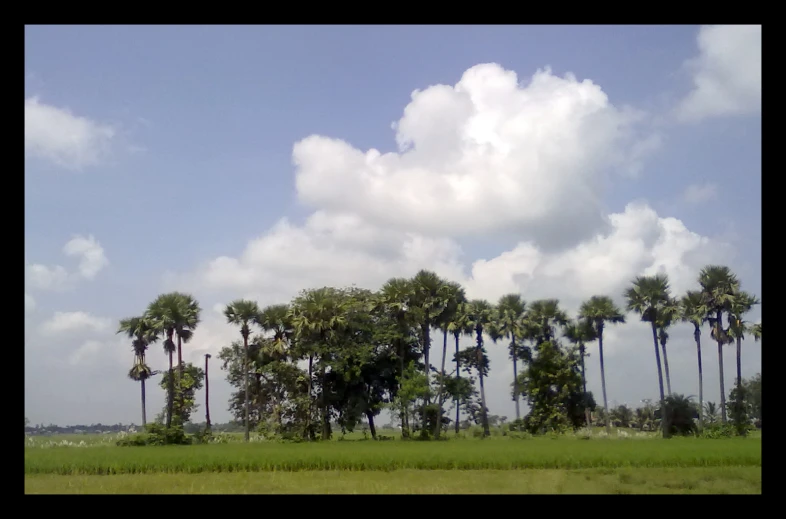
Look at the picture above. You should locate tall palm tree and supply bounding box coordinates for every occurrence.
[118,316,159,426]
[526,299,569,346]
[727,291,759,389]
[410,270,449,393]
[224,299,262,442]
[289,287,349,440]
[680,290,708,429]
[375,278,416,436]
[448,301,473,434]
[564,318,598,427]
[466,299,494,437]
[751,322,762,341]
[433,281,465,438]
[578,296,626,435]
[698,265,740,424]
[491,294,527,424]
[146,292,201,427]
[624,274,671,407]
[259,304,294,362]
[655,297,680,396]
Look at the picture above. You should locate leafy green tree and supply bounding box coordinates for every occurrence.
[680,290,708,429]
[698,265,740,424]
[455,346,490,434]
[526,299,569,346]
[726,291,759,435]
[611,404,633,428]
[578,295,625,434]
[224,299,262,442]
[703,402,720,425]
[159,362,204,424]
[662,394,698,436]
[491,294,527,425]
[410,270,449,406]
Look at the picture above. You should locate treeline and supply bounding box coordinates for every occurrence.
[118,264,761,442]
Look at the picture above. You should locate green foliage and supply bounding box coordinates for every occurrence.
[116,423,192,446]
[159,363,205,425]
[699,424,737,439]
[662,394,699,437]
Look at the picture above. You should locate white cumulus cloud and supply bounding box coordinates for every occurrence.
[26,263,70,291]
[25,96,116,170]
[41,311,111,336]
[63,234,109,279]
[293,63,659,249]
[676,25,761,122]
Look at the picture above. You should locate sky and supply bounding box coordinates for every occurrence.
[24,24,762,427]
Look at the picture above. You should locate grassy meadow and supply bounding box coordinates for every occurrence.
[24,430,761,494]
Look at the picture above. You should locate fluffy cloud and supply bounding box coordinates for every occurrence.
[63,234,109,279]
[25,97,116,170]
[682,182,718,204]
[676,25,761,122]
[293,64,658,249]
[25,293,36,313]
[25,235,108,291]
[40,311,111,336]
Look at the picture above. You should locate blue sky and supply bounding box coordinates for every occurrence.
[25,25,761,426]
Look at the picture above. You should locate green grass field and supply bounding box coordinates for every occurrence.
[24,433,761,494]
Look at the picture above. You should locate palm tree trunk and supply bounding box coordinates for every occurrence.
[694,327,703,431]
[477,331,490,438]
[204,356,211,429]
[716,311,727,424]
[598,328,611,435]
[661,338,672,395]
[243,334,250,442]
[511,335,521,424]
[650,322,667,436]
[421,319,431,438]
[434,329,449,438]
[166,349,174,429]
[307,354,314,440]
[321,366,330,440]
[454,333,460,435]
[176,335,184,423]
[580,344,591,427]
[736,335,742,389]
[140,378,147,427]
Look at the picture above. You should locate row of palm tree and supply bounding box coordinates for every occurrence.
[118,265,761,438]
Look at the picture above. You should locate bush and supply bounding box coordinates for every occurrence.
[661,394,698,437]
[700,424,737,439]
[117,423,192,446]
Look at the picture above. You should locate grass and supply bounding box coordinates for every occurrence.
[25,467,761,494]
[25,437,761,475]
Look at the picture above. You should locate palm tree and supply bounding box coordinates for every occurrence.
[224,299,262,442]
[655,297,680,396]
[434,281,465,438]
[491,294,527,425]
[410,270,449,392]
[751,322,762,341]
[117,316,159,427]
[698,265,740,424]
[526,299,569,346]
[624,274,671,407]
[448,301,473,434]
[564,318,598,427]
[578,296,626,435]
[289,287,349,440]
[680,290,709,429]
[466,299,494,437]
[259,304,294,362]
[727,291,759,389]
[146,292,201,427]
[375,278,416,437]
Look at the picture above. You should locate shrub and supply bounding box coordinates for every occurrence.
[116,423,192,446]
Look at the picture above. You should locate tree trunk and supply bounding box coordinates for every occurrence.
[307,354,314,440]
[433,329,449,438]
[650,322,667,436]
[477,331,490,437]
[176,334,184,424]
[661,337,672,396]
[580,344,591,427]
[256,373,263,426]
[716,310,727,424]
[140,378,147,427]
[736,335,742,389]
[511,335,521,425]
[694,326,703,431]
[454,333,461,435]
[204,355,211,429]
[166,348,174,429]
[365,410,377,440]
[243,333,250,442]
[598,326,611,435]
[420,318,431,438]
[321,366,330,440]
